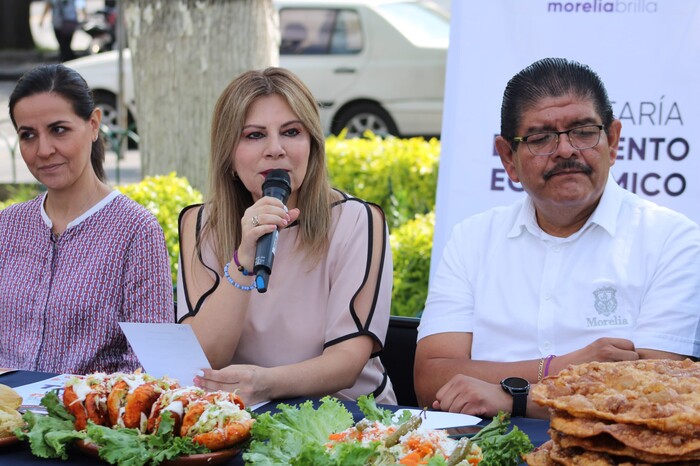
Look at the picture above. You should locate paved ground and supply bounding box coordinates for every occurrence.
[1,1,141,187]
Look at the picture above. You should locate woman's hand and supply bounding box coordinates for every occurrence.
[237,197,300,271]
[194,365,271,407]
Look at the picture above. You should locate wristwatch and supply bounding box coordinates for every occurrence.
[500,376,530,417]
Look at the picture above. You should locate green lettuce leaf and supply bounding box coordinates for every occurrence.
[425,457,449,466]
[357,394,411,425]
[244,396,355,465]
[329,441,382,465]
[41,389,75,420]
[87,424,151,466]
[478,426,533,466]
[86,411,208,466]
[290,440,381,466]
[471,412,533,466]
[15,391,85,459]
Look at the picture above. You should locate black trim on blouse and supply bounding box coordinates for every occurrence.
[176,204,221,323]
[323,195,389,356]
[372,371,389,399]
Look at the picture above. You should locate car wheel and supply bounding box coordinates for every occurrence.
[93,91,138,149]
[332,102,399,138]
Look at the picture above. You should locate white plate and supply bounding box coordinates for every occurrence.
[12,374,75,412]
[395,409,481,431]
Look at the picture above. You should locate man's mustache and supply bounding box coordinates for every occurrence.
[543,160,593,181]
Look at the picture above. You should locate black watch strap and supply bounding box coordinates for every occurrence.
[511,392,527,417]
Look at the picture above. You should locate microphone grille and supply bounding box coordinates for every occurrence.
[263,169,291,190]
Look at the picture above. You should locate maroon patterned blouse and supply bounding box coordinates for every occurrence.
[0,192,174,374]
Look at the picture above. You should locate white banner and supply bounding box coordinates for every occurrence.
[432,0,700,277]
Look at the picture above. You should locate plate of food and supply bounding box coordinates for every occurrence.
[0,434,21,447]
[16,371,255,466]
[527,359,700,465]
[244,395,534,465]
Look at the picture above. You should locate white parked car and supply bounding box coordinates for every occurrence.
[65,0,449,139]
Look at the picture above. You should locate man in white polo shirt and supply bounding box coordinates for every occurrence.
[414,57,700,419]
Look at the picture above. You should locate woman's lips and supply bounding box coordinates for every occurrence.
[38,163,64,172]
[260,169,288,177]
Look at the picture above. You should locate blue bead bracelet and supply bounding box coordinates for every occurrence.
[224,262,256,291]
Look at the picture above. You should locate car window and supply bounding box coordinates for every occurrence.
[280,8,362,55]
[375,2,449,48]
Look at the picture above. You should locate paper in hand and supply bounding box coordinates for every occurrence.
[119,323,211,386]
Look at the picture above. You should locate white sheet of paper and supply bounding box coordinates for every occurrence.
[119,322,211,386]
[396,409,481,431]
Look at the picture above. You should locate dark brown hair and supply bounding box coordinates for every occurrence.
[9,63,106,181]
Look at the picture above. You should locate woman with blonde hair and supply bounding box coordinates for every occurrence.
[177,67,396,405]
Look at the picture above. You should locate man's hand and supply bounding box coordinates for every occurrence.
[432,374,510,417]
[550,337,639,375]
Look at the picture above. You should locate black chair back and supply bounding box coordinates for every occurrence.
[380,316,419,407]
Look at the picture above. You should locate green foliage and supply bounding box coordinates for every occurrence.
[326,133,439,231]
[390,212,434,317]
[116,173,203,285]
[0,184,42,210]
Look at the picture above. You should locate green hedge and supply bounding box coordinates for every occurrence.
[116,173,203,285]
[0,137,438,317]
[326,133,439,231]
[390,212,434,317]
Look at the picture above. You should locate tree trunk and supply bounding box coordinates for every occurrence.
[0,0,35,49]
[124,0,278,192]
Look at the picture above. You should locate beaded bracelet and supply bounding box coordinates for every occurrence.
[233,249,251,276]
[223,262,256,291]
[543,354,556,378]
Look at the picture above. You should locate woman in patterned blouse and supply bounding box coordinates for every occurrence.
[177,68,396,405]
[0,64,173,374]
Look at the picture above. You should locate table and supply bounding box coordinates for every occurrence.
[1,370,550,465]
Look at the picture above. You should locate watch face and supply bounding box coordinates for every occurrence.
[503,377,529,390]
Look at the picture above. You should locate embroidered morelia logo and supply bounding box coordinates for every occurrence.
[593,286,617,316]
[587,286,627,327]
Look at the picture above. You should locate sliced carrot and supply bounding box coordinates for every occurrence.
[399,452,422,466]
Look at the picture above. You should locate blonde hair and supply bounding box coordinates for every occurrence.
[203,67,332,268]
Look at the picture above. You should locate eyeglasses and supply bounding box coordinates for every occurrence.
[512,124,604,156]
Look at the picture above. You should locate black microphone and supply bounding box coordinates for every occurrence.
[254,169,291,293]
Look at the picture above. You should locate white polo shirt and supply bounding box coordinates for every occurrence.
[418,176,700,360]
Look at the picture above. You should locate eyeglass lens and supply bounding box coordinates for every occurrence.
[527,125,602,155]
